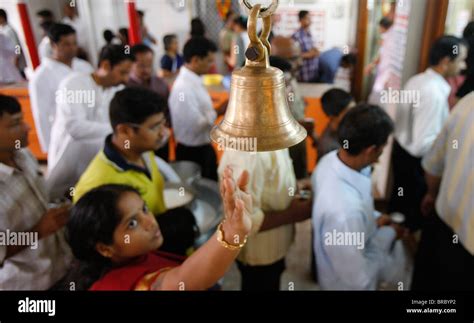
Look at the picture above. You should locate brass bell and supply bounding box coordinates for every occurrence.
[210,0,307,152]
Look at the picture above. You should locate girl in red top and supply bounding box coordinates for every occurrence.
[66,166,251,290]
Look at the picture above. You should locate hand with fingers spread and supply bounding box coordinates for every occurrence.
[219,166,253,246]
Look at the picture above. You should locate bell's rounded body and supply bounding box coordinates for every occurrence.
[211,65,307,151]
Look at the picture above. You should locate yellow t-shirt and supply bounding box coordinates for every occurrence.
[73,150,167,215]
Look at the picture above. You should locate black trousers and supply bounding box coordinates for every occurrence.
[176,143,217,181]
[289,140,308,180]
[236,258,286,291]
[389,140,427,231]
[411,212,474,291]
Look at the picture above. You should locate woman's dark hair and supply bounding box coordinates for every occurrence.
[48,23,76,44]
[429,35,465,66]
[183,36,217,63]
[109,87,166,131]
[321,89,353,117]
[98,44,134,68]
[66,184,140,290]
[338,103,394,155]
[163,34,177,51]
[190,18,205,38]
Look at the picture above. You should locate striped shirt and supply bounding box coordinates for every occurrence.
[422,92,474,255]
[218,149,297,266]
[0,149,72,289]
[292,28,319,82]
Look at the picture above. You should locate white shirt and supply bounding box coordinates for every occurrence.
[38,36,53,60]
[168,66,217,146]
[0,149,72,290]
[29,57,94,152]
[47,73,122,199]
[0,33,23,83]
[312,151,411,290]
[0,24,20,48]
[422,92,474,255]
[218,149,296,265]
[394,68,451,157]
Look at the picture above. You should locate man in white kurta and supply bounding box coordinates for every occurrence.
[29,23,93,153]
[47,45,133,199]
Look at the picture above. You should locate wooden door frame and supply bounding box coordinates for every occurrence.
[353,0,368,102]
[418,0,449,72]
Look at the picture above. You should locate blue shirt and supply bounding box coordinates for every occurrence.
[311,151,398,290]
[160,54,184,73]
[318,48,343,83]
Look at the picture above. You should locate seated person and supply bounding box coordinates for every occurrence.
[73,87,194,255]
[0,94,72,290]
[160,34,184,78]
[317,88,354,160]
[66,166,251,290]
[312,104,412,290]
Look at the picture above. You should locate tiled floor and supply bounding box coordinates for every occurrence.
[222,219,320,290]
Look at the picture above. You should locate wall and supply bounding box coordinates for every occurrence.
[1,0,192,71]
[272,0,358,50]
[0,0,63,74]
[136,0,192,67]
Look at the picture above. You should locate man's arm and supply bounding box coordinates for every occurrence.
[420,172,442,216]
[28,73,53,152]
[57,79,112,141]
[259,198,312,232]
[420,115,448,215]
[3,206,69,261]
[411,88,446,156]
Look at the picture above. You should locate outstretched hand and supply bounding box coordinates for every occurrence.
[220,166,253,239]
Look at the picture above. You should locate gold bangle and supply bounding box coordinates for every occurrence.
[216,222,247,250]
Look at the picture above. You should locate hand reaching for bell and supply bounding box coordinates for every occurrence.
[220,166,253,244]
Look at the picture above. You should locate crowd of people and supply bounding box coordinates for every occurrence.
[0,4,473,292]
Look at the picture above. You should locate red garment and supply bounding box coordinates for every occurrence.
[90,251,183,291]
